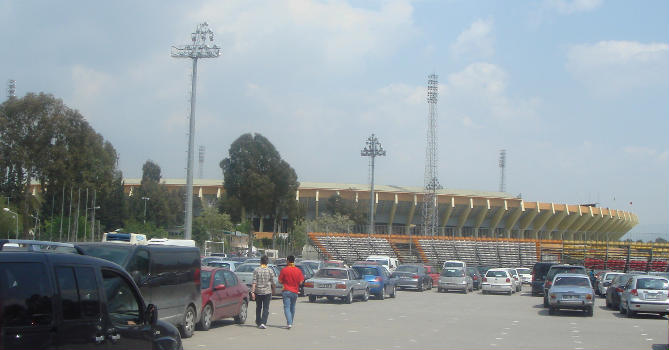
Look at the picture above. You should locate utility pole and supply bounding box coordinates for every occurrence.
[499,149,507,192]
[361,134,386,236]
[172,22,221,240]
[142,197,150,224]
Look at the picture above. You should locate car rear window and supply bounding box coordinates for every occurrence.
[516,268,530,275]
[636,278,668,290]
[486,270,508,278]
[236,264,259,272]
[441,268,465,277]
[78,245,132,266]
[396,265,420,273]
[553,276,590,287]
[353,266,380,276]
[547,266,586,281]
[314,269,347,279]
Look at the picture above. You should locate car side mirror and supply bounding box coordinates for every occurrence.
[215,284,226,290]
[145,304,158,326]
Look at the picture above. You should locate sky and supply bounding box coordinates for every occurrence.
[1,0,667,240]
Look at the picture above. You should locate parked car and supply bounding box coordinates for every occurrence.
[0,239,182,349]
[323,260,347,268]
[507,268,522,292]
[234,263,284,296]
[547,273,595,316]
[442,260,467,270]
[277,262,315,296]
[476,266,493,277]
[481,268,514,295]
[605,273,639,309]
[392,264,433,291]
[365,255,399,271]
[619,275,669,317]
[515,267,532,284]
[303,267,370,303]
[301,260,325,273]
[596,272,624,296]
[543,265,587,307]
[198,267,249,330]
[438,267,473,293]
[531,262,555,296]
[205,260,243,271]
[424,265,440,285]
[352,263,397,299]
[76,242,202,338]
[466,267,482,290]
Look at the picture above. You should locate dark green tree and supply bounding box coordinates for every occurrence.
[325,193,367,226]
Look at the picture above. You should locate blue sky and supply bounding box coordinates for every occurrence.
[1,0,667,240]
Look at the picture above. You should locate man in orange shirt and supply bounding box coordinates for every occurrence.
[278,255,304,329]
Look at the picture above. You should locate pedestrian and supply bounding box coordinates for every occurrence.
[251,255,275,329]
[278,255,304,329]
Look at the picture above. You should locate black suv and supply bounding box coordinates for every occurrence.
[0,240,182,350]
[531,262,555,296]
[542,264,587,307]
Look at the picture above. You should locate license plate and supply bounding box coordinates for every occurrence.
[562,295,578,300]
[319,283,332,288]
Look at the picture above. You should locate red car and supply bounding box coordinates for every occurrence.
[424,265,440,285]
[198,266,249,331]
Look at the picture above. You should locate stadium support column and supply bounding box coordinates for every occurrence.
[543,205,568,240]
[530,204,554,239]
[556,208,580,240]
[504,202,523,238]
[405,195,417,235]
[577,207,599,241]
[456,198,473,237]
[439,197,455,235]
[472,200,490,238]
[518,204,539,239]
[566,206,593,241]
[487,200,507,238]
[595,217,617,241]
[388,194,398,235]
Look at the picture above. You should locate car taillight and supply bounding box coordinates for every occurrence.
[194,267,200,284]
[506,278,511,283]
[412,274,419,279]
[374,277,382,282]
[304,282,314,288]
[473,276,478,280]
[532,275,536,282]
[550,294,556,299]
[631,289,638,296]
[482,277,487,282]
[545,280,552,288]
[336,284,346,289]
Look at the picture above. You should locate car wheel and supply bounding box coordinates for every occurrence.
[429,280,433,290]
[181,305,196,338]
[626,302,636,318]
[379,289,385,300]
[543,296,549,307]
[508,290,513,296]
[390,285,397,298]
[362,288,369,302]
[585,306,593,317]
[418,282,424,292]
[463,287,468,294]
[619,301,625,314]
[309,295,317,303]
[482,290,487,295]
[605,298,611,309]
[548,307,556,315]
[345,291,353,304]
[327,296,335,302]
[234,300,248,324]
[198,303,213,331]
[437,287,443,293]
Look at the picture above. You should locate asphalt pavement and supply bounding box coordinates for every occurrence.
[183,285,669,350]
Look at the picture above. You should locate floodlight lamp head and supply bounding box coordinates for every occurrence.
[3,207,9,212]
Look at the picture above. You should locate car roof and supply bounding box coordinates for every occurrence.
[554,273,590,278]
[631,275,667,280]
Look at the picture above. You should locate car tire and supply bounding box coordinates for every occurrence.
[619,301,625,314]
[543,296,549,307]
[309,295,317,303]
[181,305,196,338]
[327,296,335,302]
[482,290,487,295]
[463,287,468,294]
[437,287,443,293]
[234,300,248,324]
[390,285,397,298]
[362,288,369,302]
[585,306,593,317]
[429,280,433,290]
[345,291,353,304]
[626,302,636,318]
[379,289,385,300]
[508,290,513,296]
[418,282,424,292]
[605,298,611,309]
[548,307,556,315]
[198,303,213,331]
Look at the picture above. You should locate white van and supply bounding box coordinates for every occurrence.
[147,238,196,247]
[365,255,399,271]
[102,232,148,245]
[442,260,467,270]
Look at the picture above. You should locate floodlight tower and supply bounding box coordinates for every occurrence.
[198,145,205,179]
[7,79,16,99]
[422,74,441,237]
[171,22,221,239]
[361,134,386,236]
[499,149,506,192]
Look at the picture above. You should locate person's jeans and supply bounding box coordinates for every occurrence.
[282,290,298,325]
[255,293,271,326]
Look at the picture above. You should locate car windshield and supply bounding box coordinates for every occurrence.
[236,263,259,272]
[367,259,388,266]
[302,262,320,271]
[444,262,464,268]
[604,273,622,281]
[77,245,132,266]
[314,269,347,279]
[547,267,585,280]
[486,270,508,277]
[208,262,231,269]
[324,262,343,267]
[396,265,419,273]
[636,278,668,290]
[353,266,380,276]
[441,268,465,277]
[200,271,212,288]
[554,276,590,287]
[516,268,530,274]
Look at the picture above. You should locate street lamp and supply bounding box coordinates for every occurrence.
[141,197,150,224]
[3,207,18,239]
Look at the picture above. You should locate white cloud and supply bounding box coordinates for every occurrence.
[624,146,669,163]
[566,40,669,95]
[451,18,494,59]
[71,65,112,100]
[545,0,602,14]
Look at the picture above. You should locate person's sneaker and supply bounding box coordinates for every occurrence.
[287,324,292,329]
[259,324,267,329]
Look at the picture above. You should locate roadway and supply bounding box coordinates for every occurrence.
[183,286,668,350]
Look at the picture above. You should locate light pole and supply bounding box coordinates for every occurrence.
[172,22,221,240]
[141,197,150,224]
[361,134,386,237]
[3,208,18,239]
[29,213,40,240]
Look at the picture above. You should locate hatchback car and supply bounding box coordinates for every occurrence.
[198,267,249,331]
[547,273,595,316]
[605,273,638,309]
[303,267,370,303]
[234,263,284,296]
[438,267,473,293]
[481,268,514,295]
[619,275,669,317]
[531,262,555,296]
[392,264,433,291]
[507,268,522,292]
[515,267,532,284]
[352,263,397,299]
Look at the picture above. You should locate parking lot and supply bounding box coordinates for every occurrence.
[183,286,669,350]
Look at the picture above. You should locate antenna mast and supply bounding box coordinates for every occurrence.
[422,74,441,237]
[499,149,506,192]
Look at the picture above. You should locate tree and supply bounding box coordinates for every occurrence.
[325,194,367,226]
[654,237,667,243]
[220,133,299,253]
[141,160,162,184]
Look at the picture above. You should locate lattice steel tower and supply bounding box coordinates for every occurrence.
[499,149,506,192]
[171,22,220,239]
[7,79,16,99]
[361,134,386,236]
[422,74,441,236]
[198,145,205,179]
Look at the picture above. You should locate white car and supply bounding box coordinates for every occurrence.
[482,268,514,295]
[515,267,532,285]
[597,272,624,296]
[506,268,522,292]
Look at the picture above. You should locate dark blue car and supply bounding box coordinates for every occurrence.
[352,263,397,300]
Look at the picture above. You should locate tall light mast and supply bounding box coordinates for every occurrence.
[422,74,441,237]
[499,149,507,192]
[361,134,386,236]
[171,22,220,239]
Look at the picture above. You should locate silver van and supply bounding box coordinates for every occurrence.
[438,267,473,293]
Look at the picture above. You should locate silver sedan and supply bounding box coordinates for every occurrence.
[304,267,370,304]
[547,273,595,316]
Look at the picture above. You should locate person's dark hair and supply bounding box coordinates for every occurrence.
[287,255,295,263]
[260,255,269,265]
